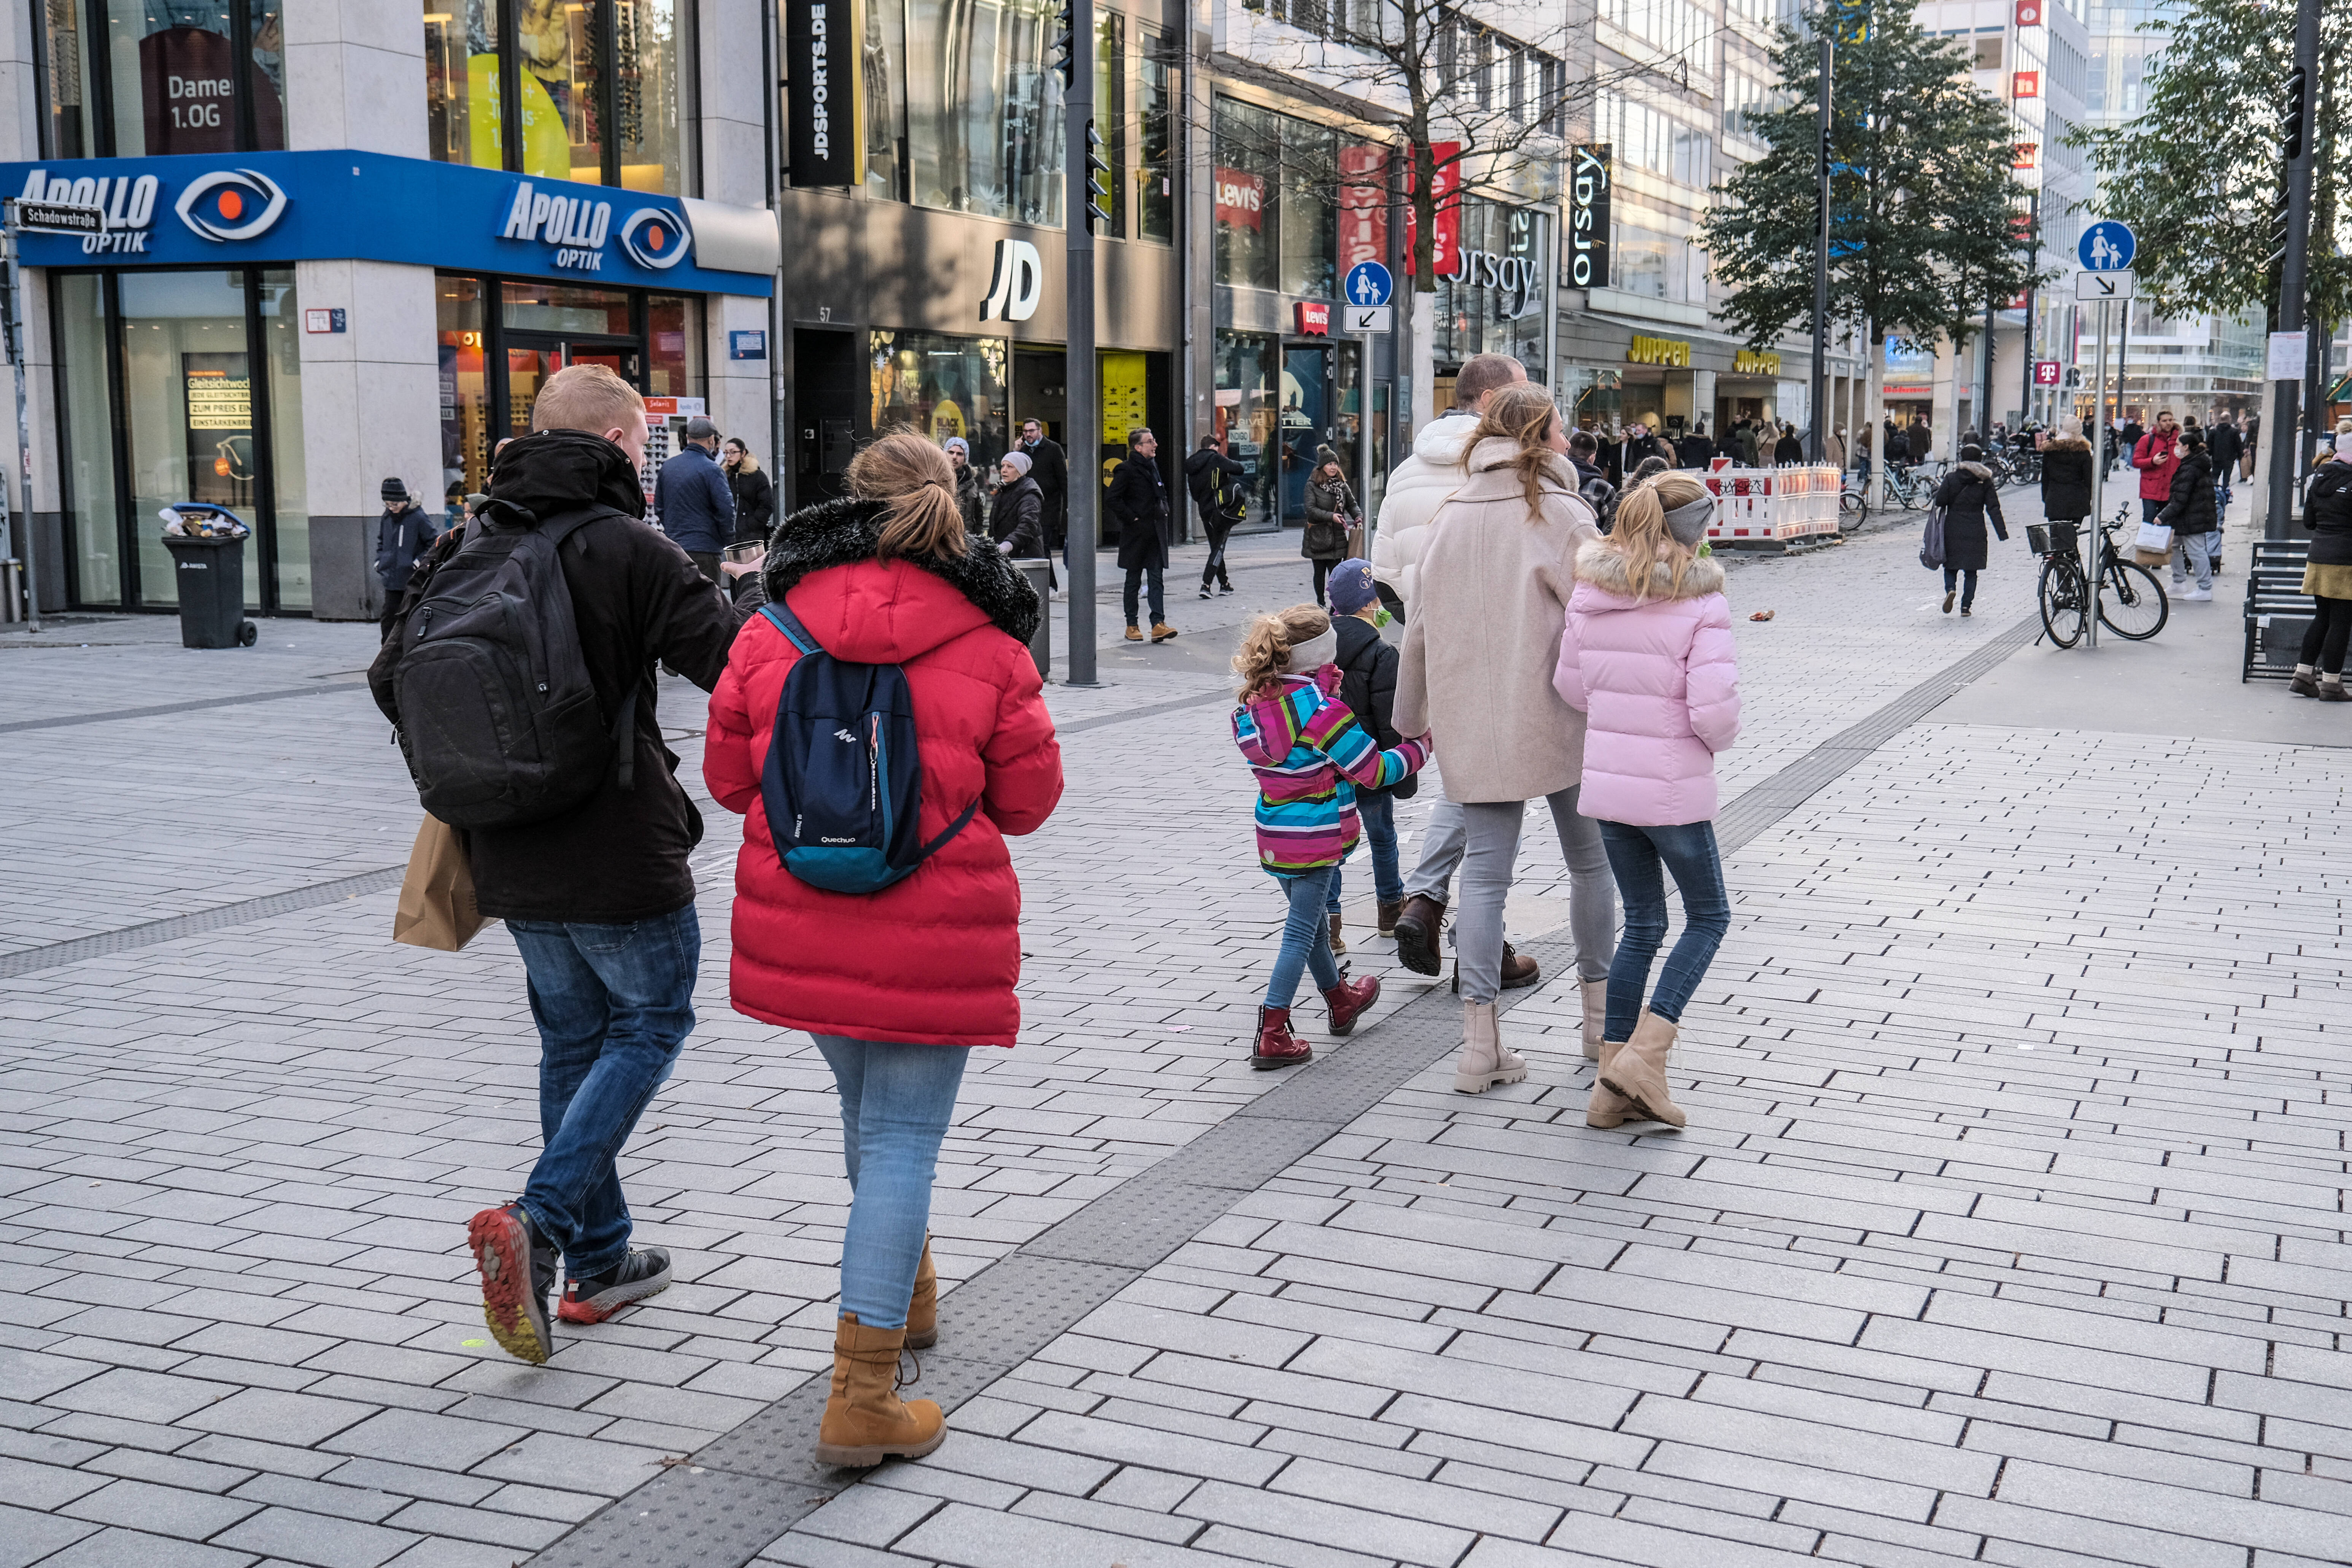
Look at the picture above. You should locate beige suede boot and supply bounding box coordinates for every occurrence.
[1453,1001,1529,1094]
[905,1237,937,1349]
[814,1314,946,1467]
[1598,1009,1687,1128]
[1579,979,1607,1062]
[1587,1038,1635,1129]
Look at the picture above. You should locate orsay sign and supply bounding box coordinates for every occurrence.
[1568,144,1612,289]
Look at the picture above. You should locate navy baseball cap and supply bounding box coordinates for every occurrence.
[1327,558,1378,615]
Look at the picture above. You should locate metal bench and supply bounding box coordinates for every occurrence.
[2243,538,2313,682]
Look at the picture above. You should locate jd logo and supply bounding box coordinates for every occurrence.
[980,238,1043,322]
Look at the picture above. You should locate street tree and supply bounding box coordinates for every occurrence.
[2066,0,2350,331]
[1698,0,2043,489]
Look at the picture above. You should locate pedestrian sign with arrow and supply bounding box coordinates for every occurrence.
[2074,269,2135,300]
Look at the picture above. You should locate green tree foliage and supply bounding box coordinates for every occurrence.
[1698,0,2043,356]
[2069,0,2350,327]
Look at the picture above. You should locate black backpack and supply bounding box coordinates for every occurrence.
[388,502,637,829]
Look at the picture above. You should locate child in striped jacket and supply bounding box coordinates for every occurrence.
[1232,605,1432,1069]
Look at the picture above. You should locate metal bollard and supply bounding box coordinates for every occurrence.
[1016,559,1053,678]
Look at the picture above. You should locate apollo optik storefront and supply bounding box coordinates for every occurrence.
[6,149,776,617]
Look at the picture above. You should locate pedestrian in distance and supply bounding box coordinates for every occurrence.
[2205,415,2242,511]
[373,477,434,621]
[1724,419,1750,465]
[1678,421,1714,469]
[2242,412,2260,483]
[1629,454,1673,490]
[1554,471,1740,1131]
[2157,430,2218,601]
[370,364,768,1366]
[1772,423,1804,465]
[1324,558,1414,951]
[1932,443,2010,616]
[1185,431,1248,598]
[2132,410,2181,523]
[943,436,987,539]
[702,429,1064,1465]
[1017,419,1070,578]
[1108,427,1177,643]
[988,450,1044,558]
[1907,416,1934,465]
[1231,604,1430,1069]
[1619,421,1674,479]
[2290,420,2352,701]
[1303,446,1357,606]
[1394,381,1621,1092]
[722,437,774,546]
[1370,353,1550,991]
[653,413,736,582]
[2039,417,2095,531]
[1828,424,1848,471]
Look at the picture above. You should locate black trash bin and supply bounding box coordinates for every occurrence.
[161,533,257,649]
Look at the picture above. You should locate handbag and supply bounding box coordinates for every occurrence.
[392,815,486,952]
[1920,504,1947,570]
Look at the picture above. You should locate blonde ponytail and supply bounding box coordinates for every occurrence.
[847,429,968,562]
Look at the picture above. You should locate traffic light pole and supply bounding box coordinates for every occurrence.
[2263,0,2321,542]
[1062,0,1099,685]
[1809,37,1831,464]
[2,204,44,631]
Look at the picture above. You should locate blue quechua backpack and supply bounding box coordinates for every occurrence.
[757,603,979,893]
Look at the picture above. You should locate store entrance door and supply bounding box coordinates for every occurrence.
[1278,343,1359,526]
[502,333,645,443]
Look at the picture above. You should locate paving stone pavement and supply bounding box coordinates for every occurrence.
[8,513,2346,1568]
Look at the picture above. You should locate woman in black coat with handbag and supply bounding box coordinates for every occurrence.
[1933,443,2009,616]
[1303,445,1357,607]
[2155,433,2217,601]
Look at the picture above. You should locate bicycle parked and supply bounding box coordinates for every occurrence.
[2032,504,2169,648]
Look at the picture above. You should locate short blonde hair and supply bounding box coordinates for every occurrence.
[532,364,644,436]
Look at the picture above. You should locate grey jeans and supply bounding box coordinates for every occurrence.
[1456,790,1618,1003]
[1402,797,1468,902]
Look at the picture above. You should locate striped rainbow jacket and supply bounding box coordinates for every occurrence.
[1233,667,1431,877]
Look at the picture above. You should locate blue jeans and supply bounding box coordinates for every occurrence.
[507,907,700,1278]
[813,1036,970,1328]
[1327,792,1404,915]
[1598,821,1731,1041]
[1942,566,1978,608]
[1267,866,1342,1009]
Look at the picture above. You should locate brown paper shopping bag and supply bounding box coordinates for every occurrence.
[392,816,486,951]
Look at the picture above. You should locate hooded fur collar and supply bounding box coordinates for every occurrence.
[2043,435,2090,453]
[764,496,1041,645]
[1953,461,1994,481]
[1573,538,1726,601]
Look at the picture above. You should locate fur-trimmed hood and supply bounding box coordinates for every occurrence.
[1952,461,1994,482]
[2042,435,2091,453]
[1572,538,1726,603]
[763,496,1041,648]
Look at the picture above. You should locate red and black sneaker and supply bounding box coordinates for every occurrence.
[558,1247,674,1325]
[467,1203,557,1365]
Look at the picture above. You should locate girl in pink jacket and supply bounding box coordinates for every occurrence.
[1553,472,1741,1132]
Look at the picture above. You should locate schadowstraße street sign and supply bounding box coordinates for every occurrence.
[7,199,104,235]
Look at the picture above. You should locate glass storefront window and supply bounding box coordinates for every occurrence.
[1213,99,1278,291]
[646,294,702,397]
[1433,200,1549,382]
[1213,329,1278,527]
[51,273,121,605]
[503,279,633,334]
[1279,117,1337,300]
[438,275,491,504]
[903,0,1065,226]
[869,331,1010,469]
[259,271,307,610]
[43,0,287,157]
[1136,26,1173,243]
[1095,12,1126,236]
[862,0,909,200]
[41,0,100,157]
[424,0,693,192]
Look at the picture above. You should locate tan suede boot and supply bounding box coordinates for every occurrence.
[814,1314,946,1467]
[1452,1001,1529,1094]
[1598,1009,1688,1129]
[905,1238,937,1350]
[1579,979,1607,1062]
[1587,1038,1635,1129]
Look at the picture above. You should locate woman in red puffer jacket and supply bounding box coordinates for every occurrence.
[704,429,1062,1470]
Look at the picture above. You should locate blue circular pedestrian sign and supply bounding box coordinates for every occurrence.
[1343,262,1394,307]
[2079,221,2135,272]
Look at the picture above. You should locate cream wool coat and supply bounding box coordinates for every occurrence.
[1393,438,1600,804]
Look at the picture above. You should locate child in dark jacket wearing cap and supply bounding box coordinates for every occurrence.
[373,478,435,620]
[1324,559,1410,950]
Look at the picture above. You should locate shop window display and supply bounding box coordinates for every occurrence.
[40,0,287,159]
[1136,25,1174,243]
[51,273,121,605]
[903,0,1065,226]
[438,275,491,503]
[871,332,1010,471]
[1212,97,1338,300]
[646,294,703,398]
[1213,330,1279,527]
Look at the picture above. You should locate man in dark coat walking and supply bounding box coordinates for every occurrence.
[2204,415,2242,510]
[1677,422,1714,468]
[1018,419,1070,572]
[1184,431,1247,597]
[1906,416,1934,465]
[1108,428,1175,642]
[373,478,436,620]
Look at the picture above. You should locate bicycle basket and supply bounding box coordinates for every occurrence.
[2044,519,2079,557]
[2027,524,2050,556]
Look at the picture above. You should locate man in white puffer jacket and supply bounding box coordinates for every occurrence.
[1371,353,1528,608]
[1372,353,1553,992]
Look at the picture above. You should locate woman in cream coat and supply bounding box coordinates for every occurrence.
[1394,383,1619,1091]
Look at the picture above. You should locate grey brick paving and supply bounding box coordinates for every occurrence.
[8,518,2351,1567]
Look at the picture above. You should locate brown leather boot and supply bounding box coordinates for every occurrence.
[905,1238,937,1350]
[1579,978,1607,1062]
[1125,624,1144,641]
[1321,973,1380,1035]
[1393,895,1445,975]
[1500,943,1541,990]
[1251,1006,1313,1070]
[1376,900,1403,936]
[1599,1009,1688,1128]
[1452,1001,1529,1094]
[814,1314,946,1467]
[1587,1038,1635,1129]
[1151,621,1179,643]
[1327,912,1348,955]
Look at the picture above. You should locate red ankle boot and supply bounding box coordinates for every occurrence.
[1251,1007,1313,1070]
[1321,974,1381,1036]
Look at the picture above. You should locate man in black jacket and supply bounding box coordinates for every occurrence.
[2204,415,2242,510]
[1019,419,1070,574]
[1108,427,1175,642]
[373,478,436,623]
[1184,431,1247,598]
[1677,422,1714,469]
[371,365,763,1365]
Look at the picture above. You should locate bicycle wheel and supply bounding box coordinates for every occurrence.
[2098,559,2169,640]
[2039,557,2085,648]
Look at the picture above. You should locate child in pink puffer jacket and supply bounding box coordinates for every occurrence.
[1553,472,1740,1134]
